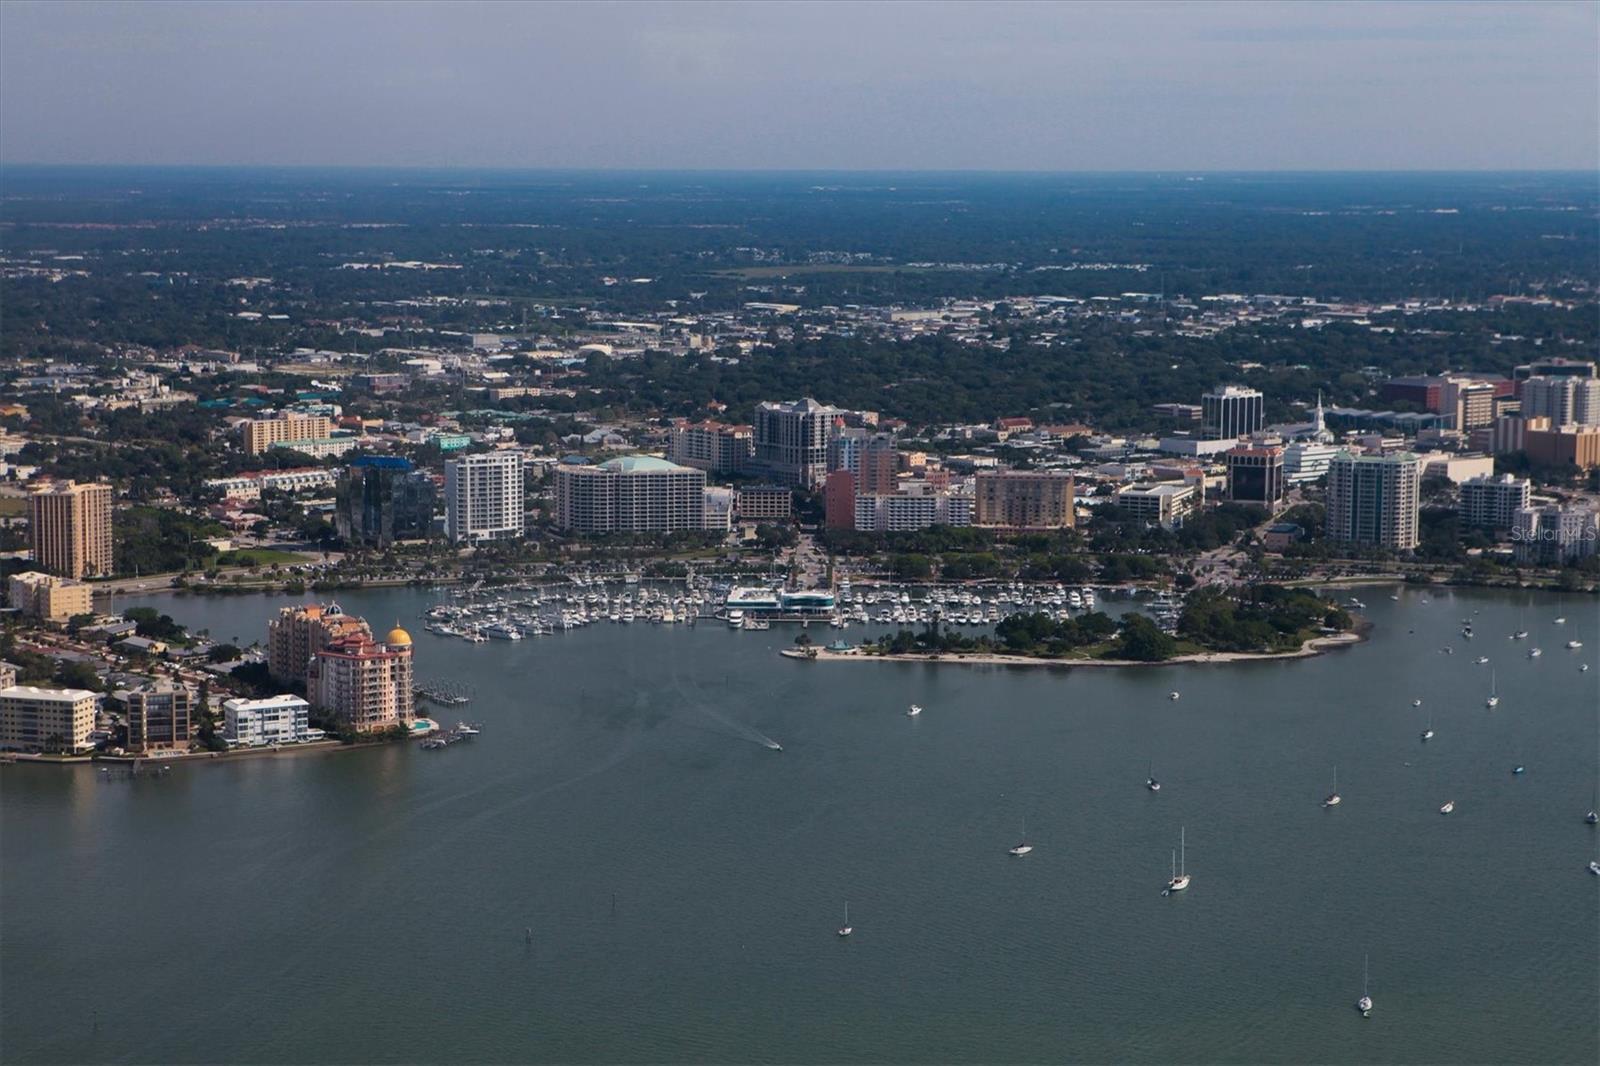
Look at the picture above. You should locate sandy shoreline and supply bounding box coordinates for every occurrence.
[784,630,1365,669]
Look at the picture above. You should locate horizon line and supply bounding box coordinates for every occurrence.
[1,162,1594,177]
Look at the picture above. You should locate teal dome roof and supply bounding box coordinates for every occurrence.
[598,455,683,473]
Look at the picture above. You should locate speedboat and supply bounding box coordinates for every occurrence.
[1475,656,1489,665]
[1512,765,1525,775]
[1008,842,1034,856]
[906,704,923,717]
[1168,691,1180,701]
[1439,801,1455,814]
[1412,699,1423,707]
[456,722,481,736]
[1590,861,1600,876]
[1529,647,1542,658]
[1582,664,1591,673]
[1567,640,1583,650]
[1554,617,1567,625]
[1513,630,1528,640]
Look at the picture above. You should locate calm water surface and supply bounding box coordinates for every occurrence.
[3,585,1597,1064]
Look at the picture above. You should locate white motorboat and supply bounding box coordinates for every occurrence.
[906,704,923,717]
[1356,954,1373,1017]
[837,902,853,938]
[1412,698,1423,707]
[1567,640,1583,650]
[1146,760,1161,793]
[1555,617,1567,624]
[1512,765,1525,775]
[1474,656,1489,665]
[1323,765,1342,808]
[1421,712,1434,741]
[1165,827,1191,894]
[1486,671,1499,708]
[1590,861,1600,877]
[1168,691,1180,701]
[1529,647,1542,658]
[1440,801,1455,814]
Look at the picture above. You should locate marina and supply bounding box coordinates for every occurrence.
[4,583,1596,1064]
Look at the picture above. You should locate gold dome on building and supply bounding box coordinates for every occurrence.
[386,625,413,647]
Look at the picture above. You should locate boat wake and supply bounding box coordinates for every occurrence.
[672,672,784,751]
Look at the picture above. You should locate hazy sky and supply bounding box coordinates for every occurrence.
[1,0,1595,170]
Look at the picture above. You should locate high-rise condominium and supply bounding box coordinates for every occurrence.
[444,451,525,545]
[29,481,113,579]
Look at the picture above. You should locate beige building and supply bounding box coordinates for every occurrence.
[1115,482,1200,530]
[0,685,99,753]
[7,571,94,622]
[28,481,113,579]
[123,682,192,752]
[974,471,1076,529]
[267,602,373,685]
[306,627,415,733]
[239,413,336,455]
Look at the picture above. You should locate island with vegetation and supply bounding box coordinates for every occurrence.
[793,586,1359,668]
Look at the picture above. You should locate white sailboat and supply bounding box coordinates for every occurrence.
[1165,827,1191,894]
[1323,765,1342,807]
[1420,712,1434,742]
[1009,816,1034,856]
[1168,691,1181,701]
[1566,624,1582,650]
[1439,800,1455,814]
[1486,670,1499,708]
[1356,953,1373,1017]
[1146,760,1161,792]
[837,901,852,938]
[906,703,923,717]
[1412,698,1423,707]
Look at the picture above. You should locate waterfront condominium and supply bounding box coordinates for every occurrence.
[28,480,113,579]
[266,602,373,685]
[1459,473,1531,530]
[973,470,1075,529]
[1325,451,1421,550]
[223,694,316,746]
[753,398,837,488]
[122,681,192,753]
[305,627,415,733]
[1201,384,1265,441]
[444,450,525,544]
[553,456,707,534]
[0,685,99,753]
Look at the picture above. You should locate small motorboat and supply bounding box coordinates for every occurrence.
[906,704,923,717]
[1412,698,1423,707]
[1529,648,1542,658]
[1512,765,1525,775]
[1168,691,1180,701]
[1439,801,1455,815]
[1590,861,1600,877]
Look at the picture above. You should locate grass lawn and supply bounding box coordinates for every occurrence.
[217,549,312,567]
